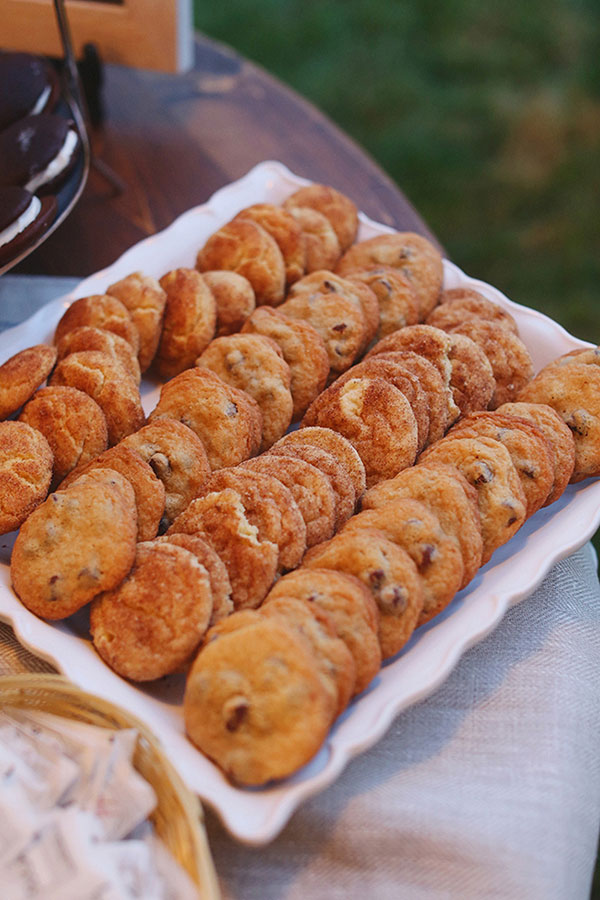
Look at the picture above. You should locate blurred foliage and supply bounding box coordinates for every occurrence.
[194,0,600,342]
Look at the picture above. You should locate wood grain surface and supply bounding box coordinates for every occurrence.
[14,33,441,278]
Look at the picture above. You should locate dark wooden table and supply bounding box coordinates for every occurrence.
[14,32,440,278]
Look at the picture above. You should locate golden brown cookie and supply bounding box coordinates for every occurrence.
[302,526,425,660]
[241,306,330,420]
[302,375,419,487]
[155,532,233,624]
[202,270,256,336]
[147,366,262,470]
[288,270,379,352]
[261,596,356,716]
[0,344,57,420]
[184,616,335,785]
[167,487,279,609]
[348,266,420,339]
[55,325,141,385]
[49,350,145,445]
[366,324,460,425]
[120,419,210,529]
[0,420,53,535]
[446,331,496,417]
[496,401,576,504]
[278,284,366,375]
[105,271,167,372]
[60,444,165,542]
[11,468,137,619]
[268,441,356,530]
[90,541,213,681]
[275,425,367,500]
[196,467,306,571]
[336,232,444,319]
[240,453,336,548]
[196,333,293,451]
[448,410,554,518]
[427,287,519,334]
[196,217,286,306]
[265,567,381,696]
[370,351,450,445]
[517,361,600,483]
[286,206,341,273]
[362,463,483,590]
[445,318,533,408]
[283,183,359,252]
[154,268,216,379]
[331,355,430,451]
[233,203,305,285]
[19,385,108,487]
[54,295,140,355]
[418,435,527,564]
[342,499,464,625]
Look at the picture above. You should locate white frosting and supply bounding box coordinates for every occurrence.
[0,195,42,249]
[29,84,51,115]
[25,128,78,192]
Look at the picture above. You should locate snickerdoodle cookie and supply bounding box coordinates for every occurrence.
[54,295,140,355]
[154,268,216,379]
[0,420,53,534]
[106,271,167,372]
[0,344,57,419]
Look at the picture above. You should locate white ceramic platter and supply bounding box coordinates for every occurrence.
[0,160,597,845]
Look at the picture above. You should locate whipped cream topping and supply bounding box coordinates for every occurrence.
[0,195,42,249]
[25,128,78,192]
[29,84,51,116]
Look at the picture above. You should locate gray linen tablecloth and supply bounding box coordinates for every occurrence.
[1,275,599,899]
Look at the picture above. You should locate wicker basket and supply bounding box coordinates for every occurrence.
[0,673,220,900]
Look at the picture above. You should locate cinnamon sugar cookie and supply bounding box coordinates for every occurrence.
[197,333,293,451]
[148,366,261,470]
[0,421,53,534]
[342,498,464,624]
[286,206,341,273]
[283,183,359,251]
[0,343,57,420]
[418,435,527,564]
[90,541,213,681]
[446,318,533,408]
[336,232,443,319]
[61,444,165,542]
[202,270,256,336]
[154,268,216,379]
[348,266,420,338]
[167,487,278,609]
[106,271,167,372]
[275,425,367,500]
[448,410,554,517]
[54,295,140,355]
[496,401,575,504]
[278,282,366,374]
[302,375,419,486]
[55,326,141,385]
[303,526,425,660]
[240,453,336,548]
[265,567,381,696]
[50,350,144,445]
[241,306,329,420]
[268,441,356,530]
[11,468,137,619]
[517,361,600,482]
[233,203,305,285]
[184,616,335,785]
[196,467,306,571]
[428,287,519,335]
[120,419,210,529]
[156,533,233,624]
[361,462,483,589]
[196,217,286,306]
[288,270,379,351]
[19,385,108,487]
[446,331,496,416]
